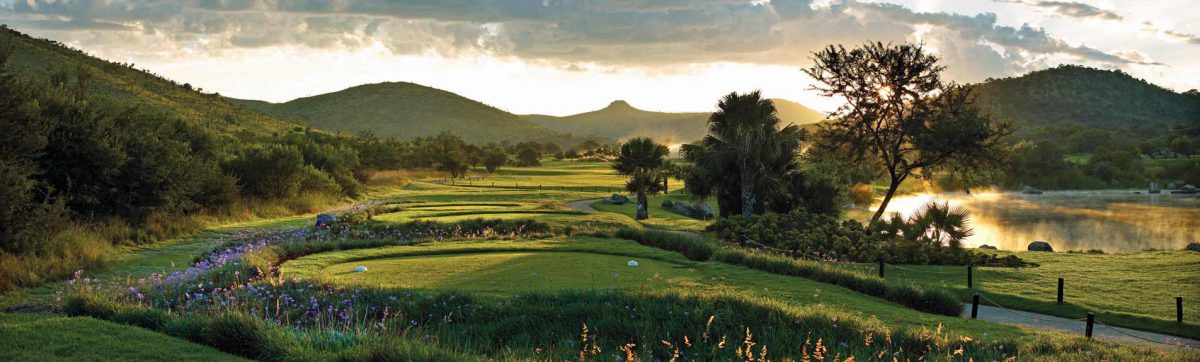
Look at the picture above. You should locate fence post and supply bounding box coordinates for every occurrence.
[1085,313,1094,339]
[878,259,885,278]
[971,293,980,319]
[1057,278,1064,304]
[1179,297,1184,323]
[967,265,973,289]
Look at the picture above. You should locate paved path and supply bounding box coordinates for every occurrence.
[566,199,601,212]
[964,303,1198,350]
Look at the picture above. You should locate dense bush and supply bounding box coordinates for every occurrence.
[614,228,716,261]
[613,228,963,316]
[711,208,1026,267]
[712,248,963,316]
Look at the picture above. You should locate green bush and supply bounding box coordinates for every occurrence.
[712,248,963,316]
[614,228,715,261]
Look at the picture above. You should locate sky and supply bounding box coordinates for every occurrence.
[0,0,1197,116]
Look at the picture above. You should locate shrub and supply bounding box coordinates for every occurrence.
[1186,243,1200,252]
[614,228,716,261]
[712,248,963,316]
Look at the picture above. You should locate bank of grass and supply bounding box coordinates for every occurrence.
[0,312,249,361]
[369,200,643,234]
[266,237,1193,360]
[834,250,1200,339]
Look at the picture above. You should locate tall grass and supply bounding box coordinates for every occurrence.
[615,228,716,261]
[613,228,962,316]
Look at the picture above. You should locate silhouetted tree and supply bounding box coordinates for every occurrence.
[614,137,669,220]
[806,42,1010,223]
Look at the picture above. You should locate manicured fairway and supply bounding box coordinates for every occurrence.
[589,193,715,231]
[324,251,698,291]
[0,313,247,361]
[832,250,1200,339]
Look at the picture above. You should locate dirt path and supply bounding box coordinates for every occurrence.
[964,302,1199,350]
[566,199,602,212]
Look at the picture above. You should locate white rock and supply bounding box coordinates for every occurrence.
[627,260,639,267]
[354,266,368,272]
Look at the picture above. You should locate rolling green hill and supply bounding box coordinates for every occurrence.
[523,98,825,143]
[229,82,572,144]
[972,65,1200,129]
[0,25,296,134]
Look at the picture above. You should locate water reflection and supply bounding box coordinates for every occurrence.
[875,190,1200,252]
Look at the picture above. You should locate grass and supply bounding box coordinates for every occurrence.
[831,250,1200,339]
[272,236,1193,360]
[323,251,693,292]
[0,313,247,361]
[590,192,715,231]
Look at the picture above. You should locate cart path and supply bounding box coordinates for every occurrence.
[965,303,1197,350]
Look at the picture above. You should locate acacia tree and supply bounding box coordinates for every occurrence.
[806,42,1010,223]
[613,137,669,220]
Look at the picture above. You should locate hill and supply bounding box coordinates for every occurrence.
[972,65,1200,130]
[0,25,296,134]
[523,98,825,143]
[229,82,572,144]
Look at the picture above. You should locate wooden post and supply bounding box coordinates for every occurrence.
[1085,313,1094,339]
[967,265,973,289]
[1057,277,1064,304]
[878,259,885,278]
[971,293,980,319]
[1179,297,1184,323]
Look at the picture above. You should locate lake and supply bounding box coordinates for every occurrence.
[876,190,1200,252]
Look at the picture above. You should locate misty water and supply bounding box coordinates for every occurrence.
[876,190,1200,252]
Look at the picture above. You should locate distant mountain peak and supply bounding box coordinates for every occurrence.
[605,100,634,109]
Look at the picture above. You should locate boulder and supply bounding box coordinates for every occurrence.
[1027,241,1054,252]
[611,194,630,203]
[1185,242,1200,252]
[1021,186,1043,195]
[661,199,674,208]
[977,244,998,250]
[697,204,715,219]
[315,213,336,228]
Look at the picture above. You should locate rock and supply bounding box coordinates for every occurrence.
[610,194,630,203]
[1021,186,1043,195]
[1027,241,1054,252]
[354,266,368,273]
[977,245,998,250]
[661,199,674,208]
[1186,242,1200,252]
[697,204,715,219]
[315,213,336,228]
[627,260,639,267]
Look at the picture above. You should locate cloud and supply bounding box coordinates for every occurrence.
[0,0,1159,81]
[996,1,1122,21]
[1143,21,1200,46]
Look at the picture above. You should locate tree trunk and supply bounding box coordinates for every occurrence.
[635,190,649,220]
[870,178,902,224]
[739,162,755,217]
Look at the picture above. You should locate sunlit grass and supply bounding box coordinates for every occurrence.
[831,250,1200,339]
[0,313,247,361]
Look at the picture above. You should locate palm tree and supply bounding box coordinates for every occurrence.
[613,137,669,220]
[683,91,804,217]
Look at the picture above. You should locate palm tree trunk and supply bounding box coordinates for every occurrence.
[636,190,649,220]
[739,160,755,217]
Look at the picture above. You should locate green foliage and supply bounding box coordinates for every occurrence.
[683,91,816,218]
[807,42,1010,222]
[711,207,1025,267]
[614,228,715,261]
[711,248,964,316]
[613,137,669,219]
[515,147,542,167]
